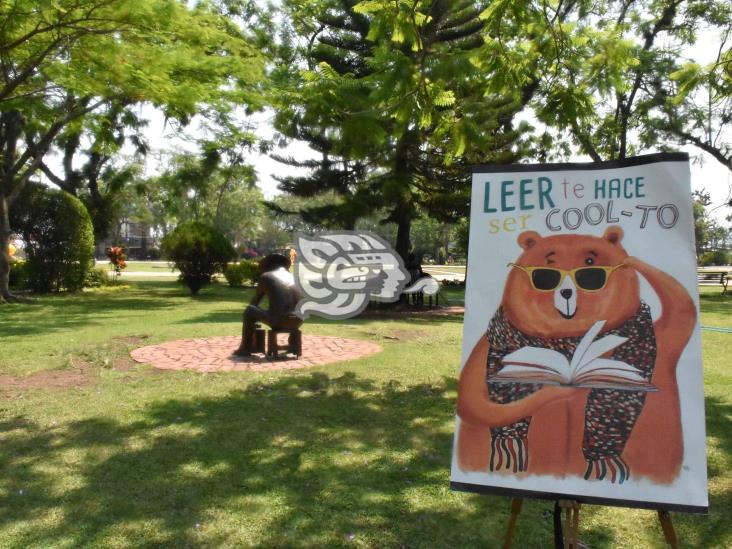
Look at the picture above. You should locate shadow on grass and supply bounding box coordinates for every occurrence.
[306,314,464,327]
[175,309,242,325]
[2,372,723,547]
[0,282,256,337]
[699,292,732,317]
[0,294,180,337]
[177,308,464,327]
[131,280,255,303]
[673,394,732,546]
[0,372,603,548]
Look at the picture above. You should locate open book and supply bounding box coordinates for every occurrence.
[489,320,656,392]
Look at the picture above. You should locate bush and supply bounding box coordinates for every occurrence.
[10,183,94,293]
[161,222,235,295]
[85,267,112,288]
[699,250,730,266]
[223,259,260,287]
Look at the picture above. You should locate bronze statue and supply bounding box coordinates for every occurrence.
[235,253,302,356]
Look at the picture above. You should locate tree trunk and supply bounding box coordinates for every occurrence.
[395,212,411,264]
[140,223,149,258]
[0,194,13,300]
[392,131,415,263]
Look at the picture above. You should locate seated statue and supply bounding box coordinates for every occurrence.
[235,253,303,356]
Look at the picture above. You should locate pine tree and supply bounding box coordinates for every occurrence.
[272,0,533,260]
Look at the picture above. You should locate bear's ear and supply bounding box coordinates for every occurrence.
[603,225,624,245]
[517,230,542,250]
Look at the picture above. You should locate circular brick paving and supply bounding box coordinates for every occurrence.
[130,335,382,373]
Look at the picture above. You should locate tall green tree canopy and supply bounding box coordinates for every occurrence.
[271,0,533,259]
[0,0,263,301]
[479,0,732,172]
[649,1,732,173]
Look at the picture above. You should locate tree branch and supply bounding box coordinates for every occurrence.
[7,96,106,204]
[671,128,732,171]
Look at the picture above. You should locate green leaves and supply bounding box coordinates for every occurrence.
[0,0,265,299]
[433,90,456,108]
[1,0,264,114]
[670,62,705,101]
[476,0,717,161]
[270,0,530,252]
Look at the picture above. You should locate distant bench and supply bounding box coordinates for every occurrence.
[697,269,729,295]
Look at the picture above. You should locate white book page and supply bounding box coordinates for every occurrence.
[573,359,649,383]
[501,347,571,382]
[568,320,606,371]
[572,335,629,375]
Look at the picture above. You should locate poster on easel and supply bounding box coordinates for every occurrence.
[450,153,708,513]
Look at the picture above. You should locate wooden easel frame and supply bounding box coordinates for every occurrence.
[502,498,680,549]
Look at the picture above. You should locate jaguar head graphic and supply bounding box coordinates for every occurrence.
[294,232,409,319]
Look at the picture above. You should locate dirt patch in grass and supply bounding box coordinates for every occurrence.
[0,335,155,394]
[111,335,150,345]
[111,355,140,372]
[0,361,94,393]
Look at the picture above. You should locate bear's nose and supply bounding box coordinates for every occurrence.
[560,289,573,299]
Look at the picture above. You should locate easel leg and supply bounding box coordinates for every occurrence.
[502,498,523,549]
[657,510,679,549]
[558,500,581,549]
[570,501,580,548]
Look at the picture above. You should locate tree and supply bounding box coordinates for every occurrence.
[649,2,732,174]
[37,101,149,241]
[272,0,532,260]
[161,221,236,295]
[478,0,732,178]
[354,211,454,263]
[693,189,731,255]
[137,140,266,252]
[10,182,94,293]
[478,0,698,162]
[0,0,263,302]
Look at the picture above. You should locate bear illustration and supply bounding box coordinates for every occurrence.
[456,226,696,484]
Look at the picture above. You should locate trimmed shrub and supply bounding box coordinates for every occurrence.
[161,222,235,295]
[223,259,260,287]
[85,267,112,288]
[699,250,730,266]
[10,183,94,293]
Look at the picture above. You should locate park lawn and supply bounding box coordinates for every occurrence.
[111,261,177,273]
[0,281,729,548]
[422,265,466,275]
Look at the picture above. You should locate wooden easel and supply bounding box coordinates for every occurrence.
[558,499,581,549]
[502,498,523,549]
[657,510,679,548]
[502,498,680,549]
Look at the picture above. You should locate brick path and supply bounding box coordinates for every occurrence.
[130,335,382,373]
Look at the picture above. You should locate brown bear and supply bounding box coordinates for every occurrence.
[456,226,696,484]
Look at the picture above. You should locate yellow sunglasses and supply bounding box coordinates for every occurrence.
[508,262,626,292]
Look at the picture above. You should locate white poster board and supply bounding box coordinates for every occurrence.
[450,153,708,513]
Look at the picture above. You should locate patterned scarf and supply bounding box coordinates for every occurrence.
[485,302,656,483]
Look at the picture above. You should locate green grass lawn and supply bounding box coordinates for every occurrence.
[0,281,730,547]
[423,265,466,274]
[112,261,177,273]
